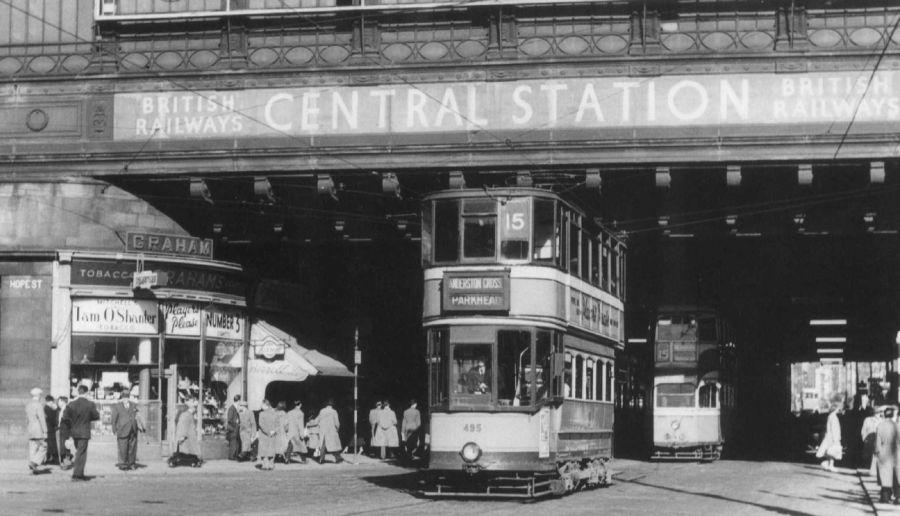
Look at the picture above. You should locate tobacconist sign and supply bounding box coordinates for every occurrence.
[72,298,159,335]
[442,271,509,313]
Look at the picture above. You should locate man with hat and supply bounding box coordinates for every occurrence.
[25,387,47,474]
[60,384,100,481]
[110,390,145,470]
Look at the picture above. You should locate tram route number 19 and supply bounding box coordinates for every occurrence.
[463,423,483,433]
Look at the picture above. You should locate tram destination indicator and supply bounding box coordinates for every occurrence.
[442,271,510,313]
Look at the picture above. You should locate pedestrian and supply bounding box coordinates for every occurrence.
[25,387,48,474]
[225,394,242,460]
[373,399,399,460]
[306,413,321,461]
[316,399,344,464]
[237,400,256,461]
[368,401,382,456]
[401,399,422,463]
[173,400,201,467]
[110,392,145,470]
[257,399,278,470]
[875,406,899,504]
[43,395,60,466]
[274,401,290,464]
[286,400,308,464]
[816,397,843,472]
[56,397,73,469]
[59,384,100,481]
[861,406,883,475]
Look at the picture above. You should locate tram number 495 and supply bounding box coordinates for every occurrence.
[463,423,483,433]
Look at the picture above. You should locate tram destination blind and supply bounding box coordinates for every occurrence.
[442,271,510,313]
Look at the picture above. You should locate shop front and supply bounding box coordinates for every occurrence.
[61,252,248,459]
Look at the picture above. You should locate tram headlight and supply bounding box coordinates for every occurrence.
[460,442,482,463]
[670,420,680,431]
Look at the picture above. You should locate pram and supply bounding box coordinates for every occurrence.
[168,442,202,468]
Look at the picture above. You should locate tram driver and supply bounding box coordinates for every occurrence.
[463,361,491,395]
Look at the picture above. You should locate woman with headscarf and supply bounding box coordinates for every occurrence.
[257,399,278,470]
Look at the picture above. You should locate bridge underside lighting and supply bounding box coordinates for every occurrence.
[809,319,847,326]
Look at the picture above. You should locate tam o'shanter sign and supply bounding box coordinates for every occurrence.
[113,70,900,140]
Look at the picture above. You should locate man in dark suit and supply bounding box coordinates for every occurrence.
[225,394,241,460]
[110,392,145,470]
[59,385,100,481]
[43,395,60,465]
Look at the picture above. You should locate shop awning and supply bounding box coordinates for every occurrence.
[247,320,352,410]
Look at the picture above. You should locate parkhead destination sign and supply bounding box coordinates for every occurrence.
[113,69,900,141]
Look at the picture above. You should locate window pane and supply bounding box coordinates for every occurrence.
[606,362,614,401]
[657,383,694,407]
[564,352,573,398]
[601,243,610,290]
[569,221,579,274]
[574,355,584,399]
[500,198,530,260]
[498,330,531,407]
[434,200,459,262]
[699,382,718,408]
[463,198,495,214]
[535,330,552,402]
[611,247,619,295]
[463,216,496,258]
[580,229,590,279]
[421,201,433,266]
[559,211,568,269]
[428,329,448,407]
[591,238,600,285]
[452,344,492,406]
[586,359,594,400]
[532,199,555,263]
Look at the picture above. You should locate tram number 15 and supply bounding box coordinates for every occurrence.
[504,213,526,231]
[463,423,483,433]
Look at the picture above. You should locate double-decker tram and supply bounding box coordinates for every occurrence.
[420,187,626,498]
[651,307,735,461]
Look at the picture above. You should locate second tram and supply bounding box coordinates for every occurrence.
[650,307,735,461]
[420,186,626,498]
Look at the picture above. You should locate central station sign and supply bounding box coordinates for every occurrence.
[113,69,900,141]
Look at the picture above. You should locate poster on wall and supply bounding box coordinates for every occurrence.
[72,298,158,335]
[161,301,202,337]
[205,305,243,340]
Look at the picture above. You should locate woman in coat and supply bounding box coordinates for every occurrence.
[316,399,344,464]
[274,401,289,463]
[373,400,399,460]
[816,400,843,472]
[174,402,201,459]
[257,399,279,470]
[286,401,307,463]
[875,406,898,503]
[305,414,321,461]
[237,401,256,460]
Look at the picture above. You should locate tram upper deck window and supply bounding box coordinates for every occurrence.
[657,383,695,408]
[463,199,496,259]
[452,343,492,405]
[699,382,719,408]
[498,330,531,406]
[434,200,459,262]
[568,218,579,275]
[532,198,555,264]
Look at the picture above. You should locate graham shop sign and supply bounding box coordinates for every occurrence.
[113,70,900,140]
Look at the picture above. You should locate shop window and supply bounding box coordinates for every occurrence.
[70,335,159,400]
[434,199,459,262]
[532,198,556,263]
[497,329,531,407]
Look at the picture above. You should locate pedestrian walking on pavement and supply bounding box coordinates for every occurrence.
[225,395,242,461]
[861,405,883,475]
[316,399,344,464]
[59,384,100,481]
[875,406,898,504]
[373,399,399,460]
[286,400,308,464]
[171,400,202,467]
[110,392,145,470]
[401,399,422,463]
[237,400,256,461]
[257,398,278,470]
[816,397,844,472]
[368,401,382,456]
[25,387,48,474]
[56,397,73,469]
[274,401,290,464]
[43,395,60,466]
